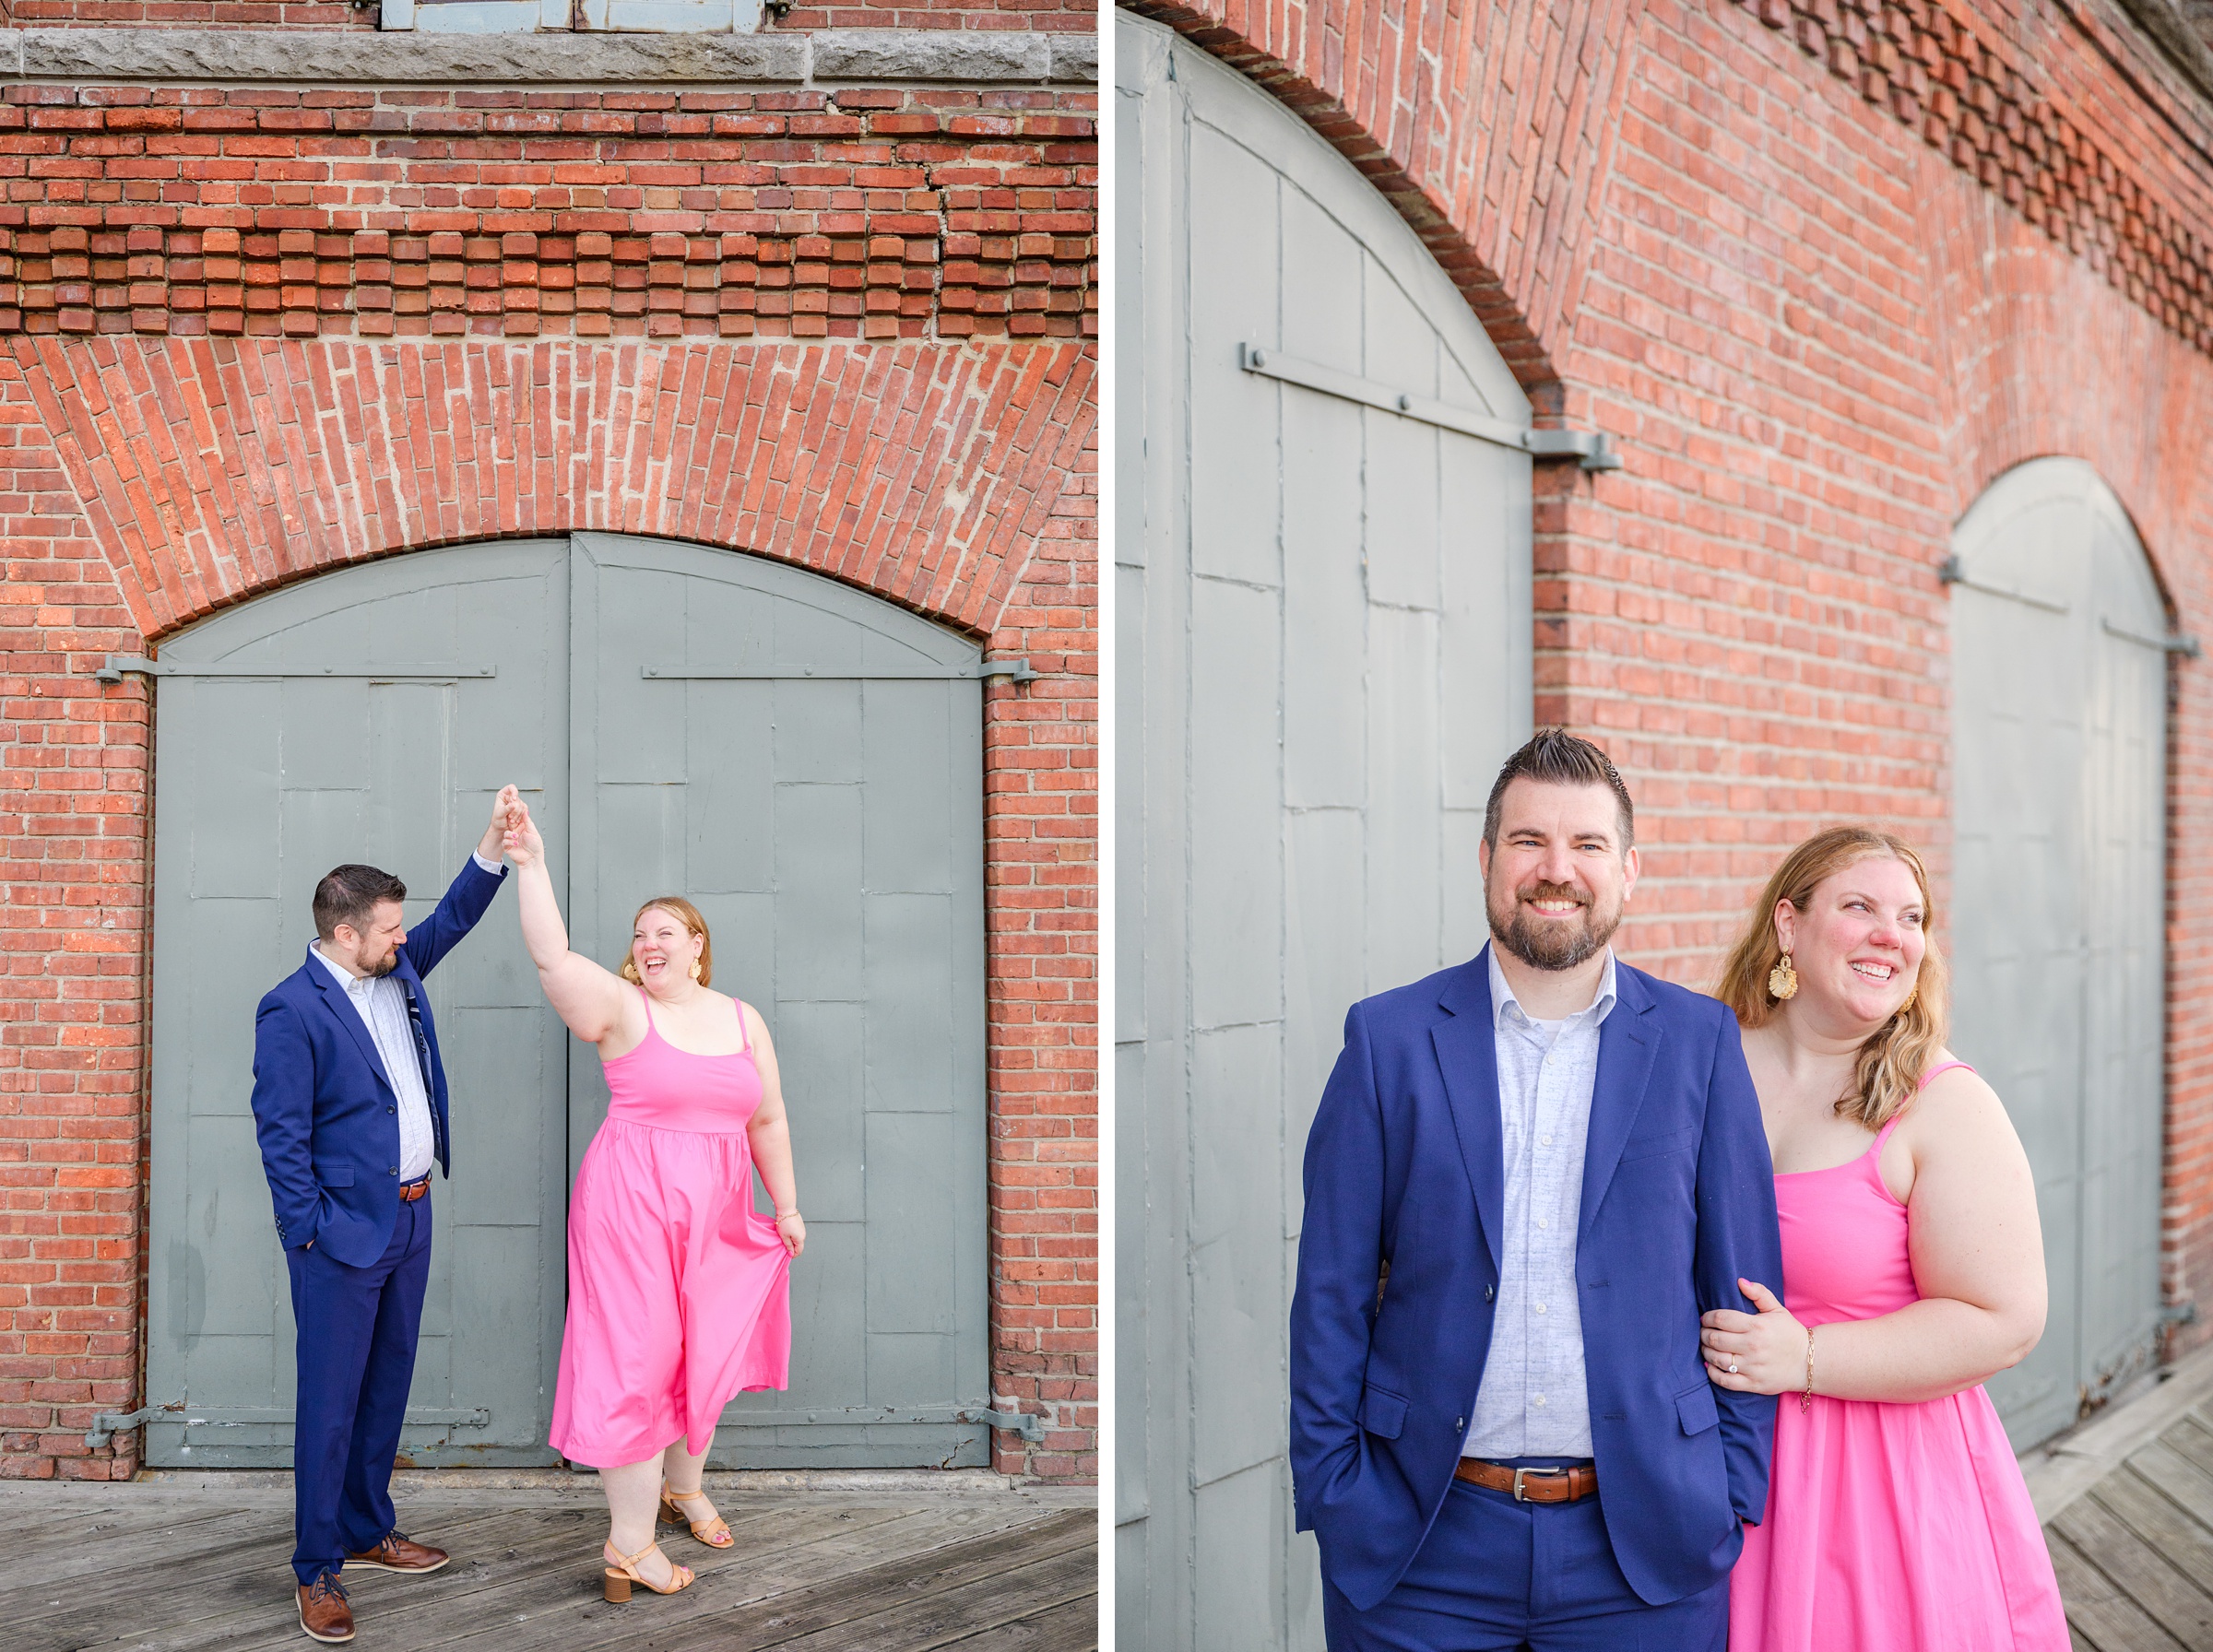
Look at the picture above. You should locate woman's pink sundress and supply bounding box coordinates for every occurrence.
[547,987,792,1469]
[1728,1061,2068,1652]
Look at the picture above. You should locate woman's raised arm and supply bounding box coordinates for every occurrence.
[503,802,630,1045]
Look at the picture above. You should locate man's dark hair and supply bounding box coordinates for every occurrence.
[1482,729,1636,850]
[314,865,408,943]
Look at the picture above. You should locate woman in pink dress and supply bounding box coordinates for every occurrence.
[503,803,799,1602]
[1701,827,2066,1651]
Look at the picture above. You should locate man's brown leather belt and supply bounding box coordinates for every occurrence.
[398,1175,431,1203]
[1455,1458,1599,1503]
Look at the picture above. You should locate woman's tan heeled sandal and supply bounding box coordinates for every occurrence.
[658,1481,734,1549]
[601,1540,693,1602]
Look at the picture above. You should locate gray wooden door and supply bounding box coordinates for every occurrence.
[1950,457,2169,1448]
[569,534,991,1468]
[147,539,572,1466]
[147,535,991,1469]
[1118,15,1533,1646]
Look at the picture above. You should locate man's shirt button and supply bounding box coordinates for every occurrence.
[1534,1303,1546,1315]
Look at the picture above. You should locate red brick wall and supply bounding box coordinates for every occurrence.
[0,331,1096,1481]
[1130,0,2213,1362]
[0,84,1097,344]
[8,0,369,24]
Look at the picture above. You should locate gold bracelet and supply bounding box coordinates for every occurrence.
[1801,1325,1816,1413]
[775,1209,801,1221]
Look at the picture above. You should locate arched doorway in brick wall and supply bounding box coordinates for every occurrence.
[1117,13,1535,1646]
[1947,458,2172,1448]
[144,534,993,1469]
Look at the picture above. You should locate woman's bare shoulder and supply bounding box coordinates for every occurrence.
[1902,1055,2017,1150]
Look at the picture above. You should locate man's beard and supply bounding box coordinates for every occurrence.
[364,950,400,977]
[1487,879,1623,972]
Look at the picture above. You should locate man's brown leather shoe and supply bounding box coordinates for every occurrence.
[346,1529,450,1574]
[297,1574,355,1644]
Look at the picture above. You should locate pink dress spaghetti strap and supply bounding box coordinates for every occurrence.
[547,988,792,1468]
[1729,1061,2067,1651]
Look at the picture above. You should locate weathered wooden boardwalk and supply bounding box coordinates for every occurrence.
[0,1469,1095,1652]
[2026,1343,2213,1651]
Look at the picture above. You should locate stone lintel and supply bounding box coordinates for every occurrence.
[5,25,1097,86]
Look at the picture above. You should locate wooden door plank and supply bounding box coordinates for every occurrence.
[2046,1528,2189,1652]
[2053,1492,2213,1647]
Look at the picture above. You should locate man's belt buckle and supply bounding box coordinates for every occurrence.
[1511,1467,1556,1503]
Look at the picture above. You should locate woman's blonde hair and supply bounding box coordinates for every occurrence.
[618,895,713,988]
[1715,827,1949,1130]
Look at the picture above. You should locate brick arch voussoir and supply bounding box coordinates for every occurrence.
[1122,0,1567,415]
[14,336,1093,655]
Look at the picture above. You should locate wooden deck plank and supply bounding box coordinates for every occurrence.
[2047,1528,2190,1652]
[0,1504,536,1606]
[0,1485,1094,1652]
[556,1509,1097,1652]
[393,1505,1056,1651]
[0,1501,255,1564]
[2162,1415,2213,1481]
[763,1549,1095,1652]
[2129,1441,2213,1535]
[2053,1493,2213,1649]
[937,1595,1102,1652]
[2096,1466,2213,1587]
[3,1510,598,1652]
[84,1504,933,1652]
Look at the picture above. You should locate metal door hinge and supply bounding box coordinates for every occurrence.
[712,1403,1044,1440]
[2101,618,2201,658]
[89,1402,490,1448]
[1239,343,1623,471]
[1935,558,2070,613]
[94,655,496,684]
[640,659,1036,684]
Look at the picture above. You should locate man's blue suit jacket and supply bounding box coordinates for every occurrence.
[1288,945,1784,1613]
[250,858,506,1269]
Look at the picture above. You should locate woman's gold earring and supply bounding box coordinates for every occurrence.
[689,960,702,982]
[1769,953,1799,1001]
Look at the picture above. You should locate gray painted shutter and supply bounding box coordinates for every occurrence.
[569,534,990,1467]
[1951,458,2168,1448]
[1118,15,1534,1646]
[146,539,572,1466]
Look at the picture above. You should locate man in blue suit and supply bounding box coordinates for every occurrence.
[251,786,519,1645]
[1290,732,1783,1650]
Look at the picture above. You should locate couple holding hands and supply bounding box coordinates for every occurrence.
[1294,731,2066,1651]
[250,786,801,1644]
